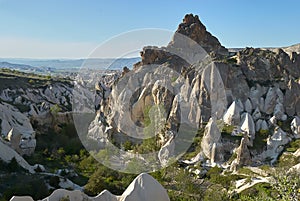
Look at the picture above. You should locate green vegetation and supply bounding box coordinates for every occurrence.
[221,124,243,142]
[0,68,71,91]
[50,104,62,116]
[171,76,178,83]
[286,139,300,153]
[59,196,70,201]
[0,173,49,200]
[250,129,269,152]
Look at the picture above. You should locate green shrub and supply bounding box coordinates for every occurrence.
[204,184,229,201]
[60,196,70,201]
[49,176,60,188]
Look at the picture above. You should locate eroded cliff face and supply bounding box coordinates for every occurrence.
[86,14,300,170]
[0,74,74,156]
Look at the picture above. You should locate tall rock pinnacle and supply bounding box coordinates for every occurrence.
[172,14,229,57]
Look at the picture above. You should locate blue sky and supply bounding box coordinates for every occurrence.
[0,0,300,58]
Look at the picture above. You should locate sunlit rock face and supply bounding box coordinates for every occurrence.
[223,101,242,125]
[201,117,223,163]
[240,113,255,145]
[174,14,229,57]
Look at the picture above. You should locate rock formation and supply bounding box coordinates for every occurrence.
[223,101,242,125]
[230,137,252,171]
[173,14,229,57]
[0,138,35,173]
[261,127,291,164]
[284,80,300,116]
[10,173,170,201]
[240,113,255,144]
[158,135,175,167]
[201,118,222,163]
[119,173,170,201]
[7,128,36,156]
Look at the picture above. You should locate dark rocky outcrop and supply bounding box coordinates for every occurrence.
[173,14,229,57]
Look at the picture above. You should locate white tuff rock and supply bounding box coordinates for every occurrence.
[201,118,222,161]
[240,113,255,144]
[158,135,175,167]
[223,101,242,125]
[11,173,170,201]
[264,87,277,115]
[261,127,291,164]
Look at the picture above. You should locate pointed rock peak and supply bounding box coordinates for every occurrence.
[223,101,242,125]
[172,14,228,57]
[201,117,221,159]
[241,113,255,136]
[120,173,170,201]
[233,136,252,168]
[95,190,117,201]
[205,117,221,138]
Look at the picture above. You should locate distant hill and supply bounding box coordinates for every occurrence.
[0,61,53,74]
[0,58,140,71]
[229,44,300,55]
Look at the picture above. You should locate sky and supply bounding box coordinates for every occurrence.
[0,0,300,58]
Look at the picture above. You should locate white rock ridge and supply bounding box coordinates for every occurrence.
[10,173,170,201]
